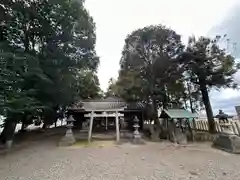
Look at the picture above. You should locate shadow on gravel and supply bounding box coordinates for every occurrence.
[0,127,66,155]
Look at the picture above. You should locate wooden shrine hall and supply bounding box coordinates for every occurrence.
[67,97,145,142]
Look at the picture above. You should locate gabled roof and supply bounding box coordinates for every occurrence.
[70,97,126,111]
[82,97,123,103]
[160,109,198,119]
[126,102,145,110]
[82,101,126,111]
[69,97,146,112]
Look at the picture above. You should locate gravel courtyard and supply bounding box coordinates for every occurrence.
[1,140,240,180]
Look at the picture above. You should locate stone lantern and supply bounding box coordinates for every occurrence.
[216,110,234,135]
[213,110,240,153]
[59,115,76,146]
[132,116,144,144]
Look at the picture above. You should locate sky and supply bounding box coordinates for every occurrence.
[208,3,240,115]
[85,0,239,115]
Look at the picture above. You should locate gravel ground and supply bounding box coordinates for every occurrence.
[0,140,240,180]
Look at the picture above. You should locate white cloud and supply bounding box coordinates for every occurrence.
[85,0,239,114]
[86,0,236,90]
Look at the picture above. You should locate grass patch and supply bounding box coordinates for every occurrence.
[74,140,93,147]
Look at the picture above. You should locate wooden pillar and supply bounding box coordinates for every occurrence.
[187,119,194,141]
[169,119,176,143]
[106,115,108,131]
[192,118,196,130]
[88,111,94,142]
[115,111,120,142]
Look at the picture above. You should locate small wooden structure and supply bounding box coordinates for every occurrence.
[160,109,198,143]
[67,97,145,142]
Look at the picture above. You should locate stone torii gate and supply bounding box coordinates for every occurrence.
[84,111,124,142]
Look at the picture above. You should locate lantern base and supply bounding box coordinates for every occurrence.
[6,140,13,149]
[132,137,145,144]
[59,133,76,146]
[132,132,144,144]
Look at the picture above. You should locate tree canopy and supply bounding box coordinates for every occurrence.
[0,0,101,141]
[178,36,240,133]
[109,25,185,122]
[107,25,239,134]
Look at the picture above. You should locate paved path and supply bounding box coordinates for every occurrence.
[0,141,240,180]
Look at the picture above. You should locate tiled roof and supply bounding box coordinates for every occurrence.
[71,97,126,111]
[126,102,145,109]
[70,97,146,111]
[160,109,198,119]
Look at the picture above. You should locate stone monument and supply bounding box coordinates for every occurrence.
[213,110,240,153]
[132,116,144,144]
[59,115,76,146]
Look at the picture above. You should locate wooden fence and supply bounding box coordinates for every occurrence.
[189,119,240,136]
[143,119,240,136]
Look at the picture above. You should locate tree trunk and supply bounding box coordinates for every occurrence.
[200,84,216,133]
[21,121,26,132]
[187,81,194,113]
[184,99,188,110]
[149,63,162,140]
[151,96,164,141]
[0,125,7,144]
[42,123,47,129]
[152,97,160,126]
[0,119,17,145]
[162,85,168,109]
[21,122,24,131]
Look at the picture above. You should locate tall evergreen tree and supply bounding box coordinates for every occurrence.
[178,36,239,133]
[119,25,184,115]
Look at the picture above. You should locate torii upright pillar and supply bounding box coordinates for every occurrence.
[115,111,120,142]
[88,111,94,142]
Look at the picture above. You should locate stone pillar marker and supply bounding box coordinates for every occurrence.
[59,115,76,146]
[132,116,144,144]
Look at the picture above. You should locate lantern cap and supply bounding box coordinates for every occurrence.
[67,115,75,122]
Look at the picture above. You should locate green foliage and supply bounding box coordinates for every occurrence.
[183,80,204,113]
[180,36,239,89]
[116,25,184,113]
[0,0,101,140]
[105,78,118,97]
[111,26,239,134]
[74,70,102,100]
[179,36,240,133]
[105,71,146,102]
